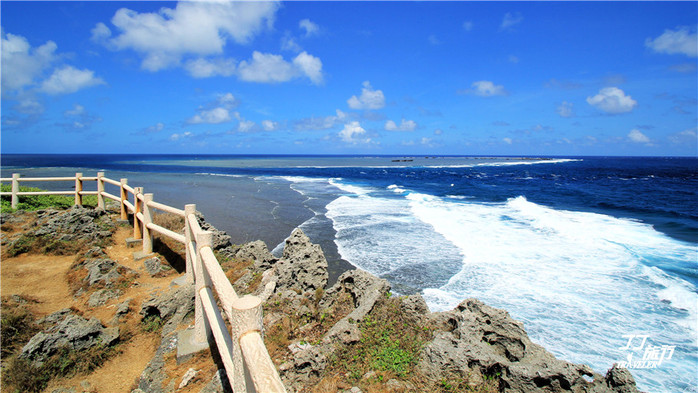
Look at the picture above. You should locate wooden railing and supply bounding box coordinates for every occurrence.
[0,172,286,393]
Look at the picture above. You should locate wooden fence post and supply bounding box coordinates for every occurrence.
[11,173,19,209]
[231,295,264,393]
[184,204,197,284]
[194,231,213,344]
[120,178,128,220]
[75,173,83,206]
[133,187,143,240]
[142,193,154,254]
[97,172,105,209]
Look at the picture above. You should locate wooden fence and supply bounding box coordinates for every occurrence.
[0,172,286,393]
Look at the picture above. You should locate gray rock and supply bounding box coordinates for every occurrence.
[195,213,232,251]
[235,240,277,270]
[33,206,114,243]
[84,258,123,287]
[144,257,171,276]
[138,333,178,393]
[38,308,73,326]
[400,294,430,316]
[179,368,198,389]
[321,269,390,344]
[20,312,119,366]
[605,365,638,392]
[199,369,232,393]
[87,288,122,307]
[140,283,195,336]
[275,229,328,294]
[419,299,640,393]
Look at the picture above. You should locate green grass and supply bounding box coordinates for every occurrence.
[1,184,97,213]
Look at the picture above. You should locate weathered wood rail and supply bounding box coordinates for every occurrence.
[0,172,286,393]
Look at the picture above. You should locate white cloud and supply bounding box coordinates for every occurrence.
[281,34,302,52]
[646,27,697,57]
[14,98,44,115]
[347,81,385,110]
[144,122,165,133]
[503,137,513,144]
[237,51,323,85]
[557,101,575,118]
[64,104,85,117]
[170,131,193,141]
[295,109,349,130]
[40,66,105,95]
[216,93,239,109]
[434,129,443,135]
[98,1,278,71]
[463,21,473,31]
[586,87,637,114]
[188,107,232,124]
[500,12,523,31]
[1,32,57,91]
[299,19,319,37]
[339,121,370,144]
[261,120,278,131]
[90,22,111,43]
[669,127,698,144]
[464,80,508,97]
[293,51,323,85]
[238,119,256,132]
[385,119,417,131]
[628,129,650,143]
[184,57,236,78]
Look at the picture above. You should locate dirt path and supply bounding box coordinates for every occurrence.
[1,220,217,393]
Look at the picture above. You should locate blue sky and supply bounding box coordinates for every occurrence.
[1,1,697,156]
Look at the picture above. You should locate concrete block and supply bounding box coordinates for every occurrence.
[177,326,210,364]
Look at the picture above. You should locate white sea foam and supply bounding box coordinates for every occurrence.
[324,179,697,392]
[387,184,408,194]
[328,178,373,195]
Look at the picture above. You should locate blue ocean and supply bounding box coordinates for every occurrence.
[2,154,697,392]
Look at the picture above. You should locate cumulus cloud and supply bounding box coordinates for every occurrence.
[96,1,279,71]
[347,81,385,110]
[170,131,193,141]
[339,121,370,144]
[281,34,302,52]
[14,98,44,115]
[295,109,350,131]
[184,57,236,78]
[461,80,508,97]
[503,137,513,144]
[144,122,165,133]
[557,101,575,118]
[261,120,278,131]
[500,12,523,31]
[237,119,256,132]
[2,32,57,91]
[59,103,101,131]
[385,119,417,131]
[40,66,105,95]
[669,127,697,144]
[627,129,651,143]
[299,19,319,37]
[64,104,85,117]
[586,87,637,114]
[645,27,697,57]
[237,51,323,84]
[188,107,232,124]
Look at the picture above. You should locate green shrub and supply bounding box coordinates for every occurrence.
[0,184,97,213]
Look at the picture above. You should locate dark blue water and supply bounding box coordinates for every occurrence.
[2,154,697,392]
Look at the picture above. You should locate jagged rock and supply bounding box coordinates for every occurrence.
[420,299,640,393]
[400,294,430,316]
[282,344,330,389]
[320,269,390,344]
[20,312,119,366]
[83,258,136,288]
[34,206,114,243]
[199,369,232,393]
[275,229,328,295]
[140,283,195,336]
[137,333,178,393]
[179,368,198,389]
[38,308,73,326]
[195,213,232,251]
[235,240,277,270]
[144,257,171,276]
[605,365,638,392]
[83,247,108,260]
[87,288,122,307]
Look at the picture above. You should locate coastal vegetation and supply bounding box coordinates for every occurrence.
[0,184,97,213]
